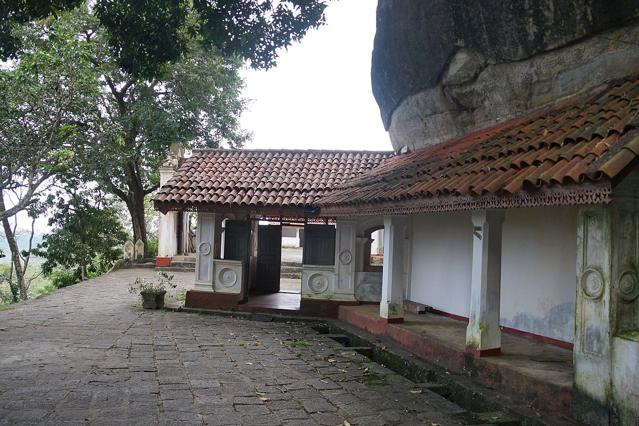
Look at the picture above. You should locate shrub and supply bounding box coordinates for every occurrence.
[49,269,80,289]
[147,237,158,257]
[129,271,177,295]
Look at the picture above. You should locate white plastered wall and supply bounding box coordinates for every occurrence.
[500,206,577,343]
[408,206,578,343]
[408,211,473,318]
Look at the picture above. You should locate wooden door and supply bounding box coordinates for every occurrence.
[256,225,282,294]
[302,224,336,265]
[224,220,251,261]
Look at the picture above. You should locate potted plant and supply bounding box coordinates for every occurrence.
[129,272,177,309]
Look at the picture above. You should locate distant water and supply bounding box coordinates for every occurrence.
[0,234,44,265]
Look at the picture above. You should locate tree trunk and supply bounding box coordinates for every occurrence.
[0,189,27,300]
[126,186,148,258]
[1,217,27,301]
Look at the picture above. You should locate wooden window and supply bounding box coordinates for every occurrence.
[302,224,336,265]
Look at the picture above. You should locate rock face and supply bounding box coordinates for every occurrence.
[372,0,639,151]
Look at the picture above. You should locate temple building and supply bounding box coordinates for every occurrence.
[153,1,639,423]
[155,75,639,424]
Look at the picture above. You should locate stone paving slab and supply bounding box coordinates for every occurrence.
[0,269,466,425]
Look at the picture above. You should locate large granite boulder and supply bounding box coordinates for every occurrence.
[372,0,639,151]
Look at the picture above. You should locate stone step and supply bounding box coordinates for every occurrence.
[281,265,302,274]
[156,266,195,273]
[282,261,303,267]
[281,272,302,279]
[171,261,195,268]
[172,255,196,263]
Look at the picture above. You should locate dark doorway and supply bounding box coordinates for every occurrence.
[256,225,282,294]
[176,212,184,254]
[224,220,251,262]
[303,224,336,265]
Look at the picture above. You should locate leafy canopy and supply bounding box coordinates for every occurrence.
[1,0,329,78]
[33,187,128,279]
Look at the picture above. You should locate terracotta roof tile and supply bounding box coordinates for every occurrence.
[154,149,392,211]
[319,76,639,215]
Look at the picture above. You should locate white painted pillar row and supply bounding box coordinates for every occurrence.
[380,216,408,322]
[465,209,505,357]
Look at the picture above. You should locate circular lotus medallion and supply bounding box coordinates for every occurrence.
[581,268,605,300]
[198,242,211,256]
[218,268,238,288]
[308,273,329,294]
[339,249,353,265]
[619,270,639,302]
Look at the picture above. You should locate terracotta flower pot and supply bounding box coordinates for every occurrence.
[156,257,172,267]
[141,290,166,309]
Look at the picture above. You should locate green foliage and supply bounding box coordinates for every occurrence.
[32,282,56,298]
[2,0,328,78]
[33,188,129,280]
[146,237,158,257]
[128,271,177,295]
[0,268,13,304]
[48,269,80,289]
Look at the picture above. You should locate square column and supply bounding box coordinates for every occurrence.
[158,211,178,257]
[157,164,179,258]
[334,220,357,300]
[573,170,639,425]
[466,210,505,357]
[194,213,222,290]
[380,216,409,322]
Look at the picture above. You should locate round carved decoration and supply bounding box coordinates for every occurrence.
[618,270,639,303]
[581,268,605,300]
[339,249,353,265]
[218,267,238,288]
[198,242,211,256]
[308,273,329,294]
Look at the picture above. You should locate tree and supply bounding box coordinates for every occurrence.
[2,0,328,78]
[0,207,42,301]
[33,187,128,281]
[7,10,249,254]
[0,16,98,300]
[0,13,99,222]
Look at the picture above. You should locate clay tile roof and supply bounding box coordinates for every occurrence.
[154,149,393,211]
[318,76,639,216]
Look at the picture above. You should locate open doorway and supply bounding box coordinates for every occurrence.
[280,225,303,294]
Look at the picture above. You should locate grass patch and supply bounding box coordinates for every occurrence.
[358,369,390,386]
[175,289,187,302]
[0,263,55,307]
[286,338,311,347]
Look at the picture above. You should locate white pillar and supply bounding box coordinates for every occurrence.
[465,210,505,357]
[334,219,357,300]
[157,165,178,257]
[380,216,408,322]
[194,213,221,290]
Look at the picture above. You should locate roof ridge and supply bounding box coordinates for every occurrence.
[192,148,395,154]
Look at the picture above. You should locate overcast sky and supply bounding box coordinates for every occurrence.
[239,0,391,151]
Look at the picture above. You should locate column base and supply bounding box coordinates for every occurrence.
[185,290,242,309]
[300,298,359,318]
[465,347,502,358]
[380,316,404,324]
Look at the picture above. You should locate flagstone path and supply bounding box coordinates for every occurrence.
[0,268,466,425]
